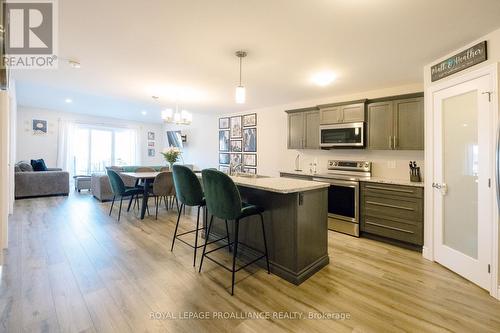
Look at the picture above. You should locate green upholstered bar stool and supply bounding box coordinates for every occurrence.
[171,165,231,267]
[199,169,270,295]
[107,169,142,221]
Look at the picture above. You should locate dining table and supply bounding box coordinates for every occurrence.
[121,171,162,220]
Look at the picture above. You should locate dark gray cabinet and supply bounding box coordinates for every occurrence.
[318,100,366,125]
[360,182,424,248]
[367,96,424,150]
[286,107,320,149]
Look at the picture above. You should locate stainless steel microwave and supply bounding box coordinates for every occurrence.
[319,122,365,148]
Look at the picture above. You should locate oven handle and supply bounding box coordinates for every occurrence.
[313,178,358,188]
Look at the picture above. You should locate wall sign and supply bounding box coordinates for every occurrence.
[431,41,487,82]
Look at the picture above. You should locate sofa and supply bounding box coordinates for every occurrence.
[91,165,165,202]
[15,162,70,198]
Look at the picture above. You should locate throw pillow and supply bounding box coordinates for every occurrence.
[14,165,21,172]
[31,159,48,172]
[16,161,33,172]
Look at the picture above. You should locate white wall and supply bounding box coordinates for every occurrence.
[423,27,500,296]
[16,106,167,168]
[220,83,424,178]
[163,112,218,170]
[0,91,10,253]
[8,81,16,215]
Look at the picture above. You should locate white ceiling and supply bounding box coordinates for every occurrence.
[13,0,500,123]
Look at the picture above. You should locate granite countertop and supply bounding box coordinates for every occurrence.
[230,176,330,194]
[280,170,425,187]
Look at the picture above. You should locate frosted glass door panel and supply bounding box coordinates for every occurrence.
[442,90,478,259]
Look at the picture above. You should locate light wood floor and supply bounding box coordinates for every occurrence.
[1,193,500,333]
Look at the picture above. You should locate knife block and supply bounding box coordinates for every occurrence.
[410,172,421,183]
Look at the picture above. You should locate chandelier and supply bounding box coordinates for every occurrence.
[153,96,193,125]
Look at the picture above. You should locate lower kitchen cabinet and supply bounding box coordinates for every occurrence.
[360,182,424,249]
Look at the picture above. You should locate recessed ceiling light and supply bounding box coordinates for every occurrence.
[141,110,147,115]
[311,71,337,86]
[65,98,72,103]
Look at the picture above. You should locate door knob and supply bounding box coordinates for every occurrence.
[432,182,448,195]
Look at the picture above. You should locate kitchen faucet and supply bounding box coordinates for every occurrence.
[295,154,302,171]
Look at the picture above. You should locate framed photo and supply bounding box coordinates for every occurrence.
[219,130,229,152]
[32,119,48,134]
[230,153,242,165]
[243,167,256,174]
[230,140,242,152]
[148,149,155,157]
[148,132,155,140]
[230,116,242,138]
[219,117,229,129]
[219,153,230,165]
[243,128,257,152]
[219,165,230,174]
[243,154,257,167]
[243,113,257,127]
[148,141,155,147]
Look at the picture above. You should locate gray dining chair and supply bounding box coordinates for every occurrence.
[152,171,178,219]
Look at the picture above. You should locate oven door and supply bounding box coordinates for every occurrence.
[314,178,359,236]
[319,122,364,148]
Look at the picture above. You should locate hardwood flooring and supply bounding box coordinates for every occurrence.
[1,192,500,332]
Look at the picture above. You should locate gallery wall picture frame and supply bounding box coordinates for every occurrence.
[243,127,257,152]
[148,149,155,157]
[219,165,230,174]
[219,153,230,165]
[243,113,257,127]
[148,141,155,147]
[230,153,242,165]
[219,130,230,152]
[32,119,48,134]
[148,132,155,140]
[230,116,242,138]
[219,117,229,129]
[230,140,242,152]
[243,167,256,174]
[243,153,257,167]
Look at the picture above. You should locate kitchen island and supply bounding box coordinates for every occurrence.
[206,175,330,285]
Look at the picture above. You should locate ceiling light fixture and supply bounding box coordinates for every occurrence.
[154,96,192,125]
[141,110,147,116]
[65,98,72,103]
[235,50,247,104]
[311,71,336,86]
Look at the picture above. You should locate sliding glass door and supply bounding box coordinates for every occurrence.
[73,125,137,175]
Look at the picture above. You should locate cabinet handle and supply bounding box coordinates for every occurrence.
[365,220,414,234]
[366,200,415,211]
[388,136,392,149]
[393,136,397,149]
[365,185,414,193]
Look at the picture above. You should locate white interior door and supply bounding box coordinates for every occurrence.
[433,74,493,290]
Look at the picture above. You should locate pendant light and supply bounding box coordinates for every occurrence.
[235,50,247,104]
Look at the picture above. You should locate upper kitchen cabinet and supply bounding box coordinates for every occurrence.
[318,100,367,125]
[286,107,320,149]
[367,94,424,150]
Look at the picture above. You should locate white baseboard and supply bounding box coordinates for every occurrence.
[422,246,433,261]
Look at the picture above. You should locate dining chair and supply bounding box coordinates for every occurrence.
[152,171,177,219]
[107,169,142,221]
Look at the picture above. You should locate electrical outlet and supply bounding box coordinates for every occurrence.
[387,160,396,169]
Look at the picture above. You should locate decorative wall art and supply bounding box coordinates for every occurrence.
[148,149,155,157]
[32,119,48,134]
[148,131,155,140]
[219,113,257,173]
[148,141,155,147]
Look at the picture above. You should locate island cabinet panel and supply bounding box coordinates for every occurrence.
[360,182,424,248]
[206,186,329,285]
[286,108,320,149]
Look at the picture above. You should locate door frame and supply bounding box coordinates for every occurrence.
[424,63,499,298]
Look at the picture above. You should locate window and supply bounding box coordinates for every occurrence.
[72,125,137,175]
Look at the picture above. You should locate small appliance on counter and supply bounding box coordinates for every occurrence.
[313,160,372,237]
[409,161,422,182]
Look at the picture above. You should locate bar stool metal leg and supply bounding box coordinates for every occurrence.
[193,206,201,267]
[171,203,184,251]
[231,219,240,295]
[224,220,231,252]
[198,215,214,273]
[109,195,115,216]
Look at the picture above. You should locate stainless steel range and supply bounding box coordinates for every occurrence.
[313,160,371,237]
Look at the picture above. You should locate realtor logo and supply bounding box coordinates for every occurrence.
[2,0,58,69]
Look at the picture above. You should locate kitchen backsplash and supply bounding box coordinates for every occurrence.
[282,149,424,181]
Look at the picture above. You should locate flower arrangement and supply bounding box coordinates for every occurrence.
[161,147,181,165]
